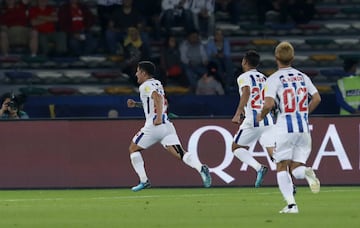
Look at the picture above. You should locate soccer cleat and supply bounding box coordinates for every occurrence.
[305,167,320,193]
[200,165,212,188]
[255,166,268,188]
[279,204,299,214]
[131,180,151,192]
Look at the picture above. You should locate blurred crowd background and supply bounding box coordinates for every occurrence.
[0,0,359,118]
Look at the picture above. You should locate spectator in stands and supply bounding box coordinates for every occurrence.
[179,29,208,91]
[107,109,119,118]
[58,0,98,56]
[189,0,215,38]
[96,0,122,33]
[0,0,30,56]
[121,27,150,86]
[206,28,235,93]
[287,0,316,24]
[214,0,242,25]
[106,0,150,56]
[96,0,122,53]
[333,59,360,115]
[159,34,188,86]
[135,0,162,40]
[0,92,29,119]
[196,63,225,95]
[161,0,194,36]
[256,0,288,25]
[29,0,67,57]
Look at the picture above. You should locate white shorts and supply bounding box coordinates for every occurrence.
[132,122,181,149]
[273,132,311,163]
[233,125,275,148]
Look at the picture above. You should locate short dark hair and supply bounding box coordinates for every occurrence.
[0,92,11,103]
[244,50,260,67]
[138,61,156,75]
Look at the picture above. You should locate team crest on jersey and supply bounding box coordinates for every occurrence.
[239,78,244,85]
[145,86,151,93]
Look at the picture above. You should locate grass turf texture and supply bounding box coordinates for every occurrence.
[0,186,359,228]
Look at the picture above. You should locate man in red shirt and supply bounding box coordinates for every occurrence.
[58,0,98,56]
[0,0,30,56]
[29,0,67,57]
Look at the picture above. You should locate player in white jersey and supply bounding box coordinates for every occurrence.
[127,61,211,192]
[257,42,321,213]
[231,50,274,188]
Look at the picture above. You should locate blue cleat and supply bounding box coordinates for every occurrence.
[255,166,268,188]
[131,180,151,192]
[200,165,212,188]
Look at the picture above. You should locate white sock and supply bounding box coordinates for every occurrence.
[130,152,148,183]
[287,172,295,187]
[182,152,202,172]
[233,148,262,171]
[291,166,306,179]
[277,171,296,205]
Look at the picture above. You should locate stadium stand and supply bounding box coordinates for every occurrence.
[0,0,359,117]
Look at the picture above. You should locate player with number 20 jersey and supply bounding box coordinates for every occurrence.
[231,50,275,188]
[238,70,275,128]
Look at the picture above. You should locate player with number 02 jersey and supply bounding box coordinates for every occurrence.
[257,42,321,214]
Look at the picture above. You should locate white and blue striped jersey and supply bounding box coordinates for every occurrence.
[264,67,318,133]
[139,78,169,126]
[237,69,275,128]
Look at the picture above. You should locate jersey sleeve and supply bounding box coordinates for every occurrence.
[264,76,278,99]
[141,82,156,97]
[304,75,318,96]
[237,74,250,90]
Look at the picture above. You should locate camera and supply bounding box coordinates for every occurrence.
[5,95,19,111]
[1,92,27,113]
[8,100,18,110]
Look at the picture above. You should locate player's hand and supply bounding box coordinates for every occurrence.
[231,116,237,123]
[153,118,162,126]
[232,113,245,124]
[127,99,136,108]
[1,102,8,112]
[231,115,240,124]
[256,113,263,122]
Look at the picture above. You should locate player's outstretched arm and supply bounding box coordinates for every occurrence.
[127,99,142,108]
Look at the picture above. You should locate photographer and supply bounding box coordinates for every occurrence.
[0,93,29,119]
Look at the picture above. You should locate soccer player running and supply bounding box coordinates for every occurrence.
[257,42,321,213]
[231,50,273,188]
[127,61,212,192]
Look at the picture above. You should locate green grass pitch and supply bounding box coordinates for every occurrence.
[0,186,359,228]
